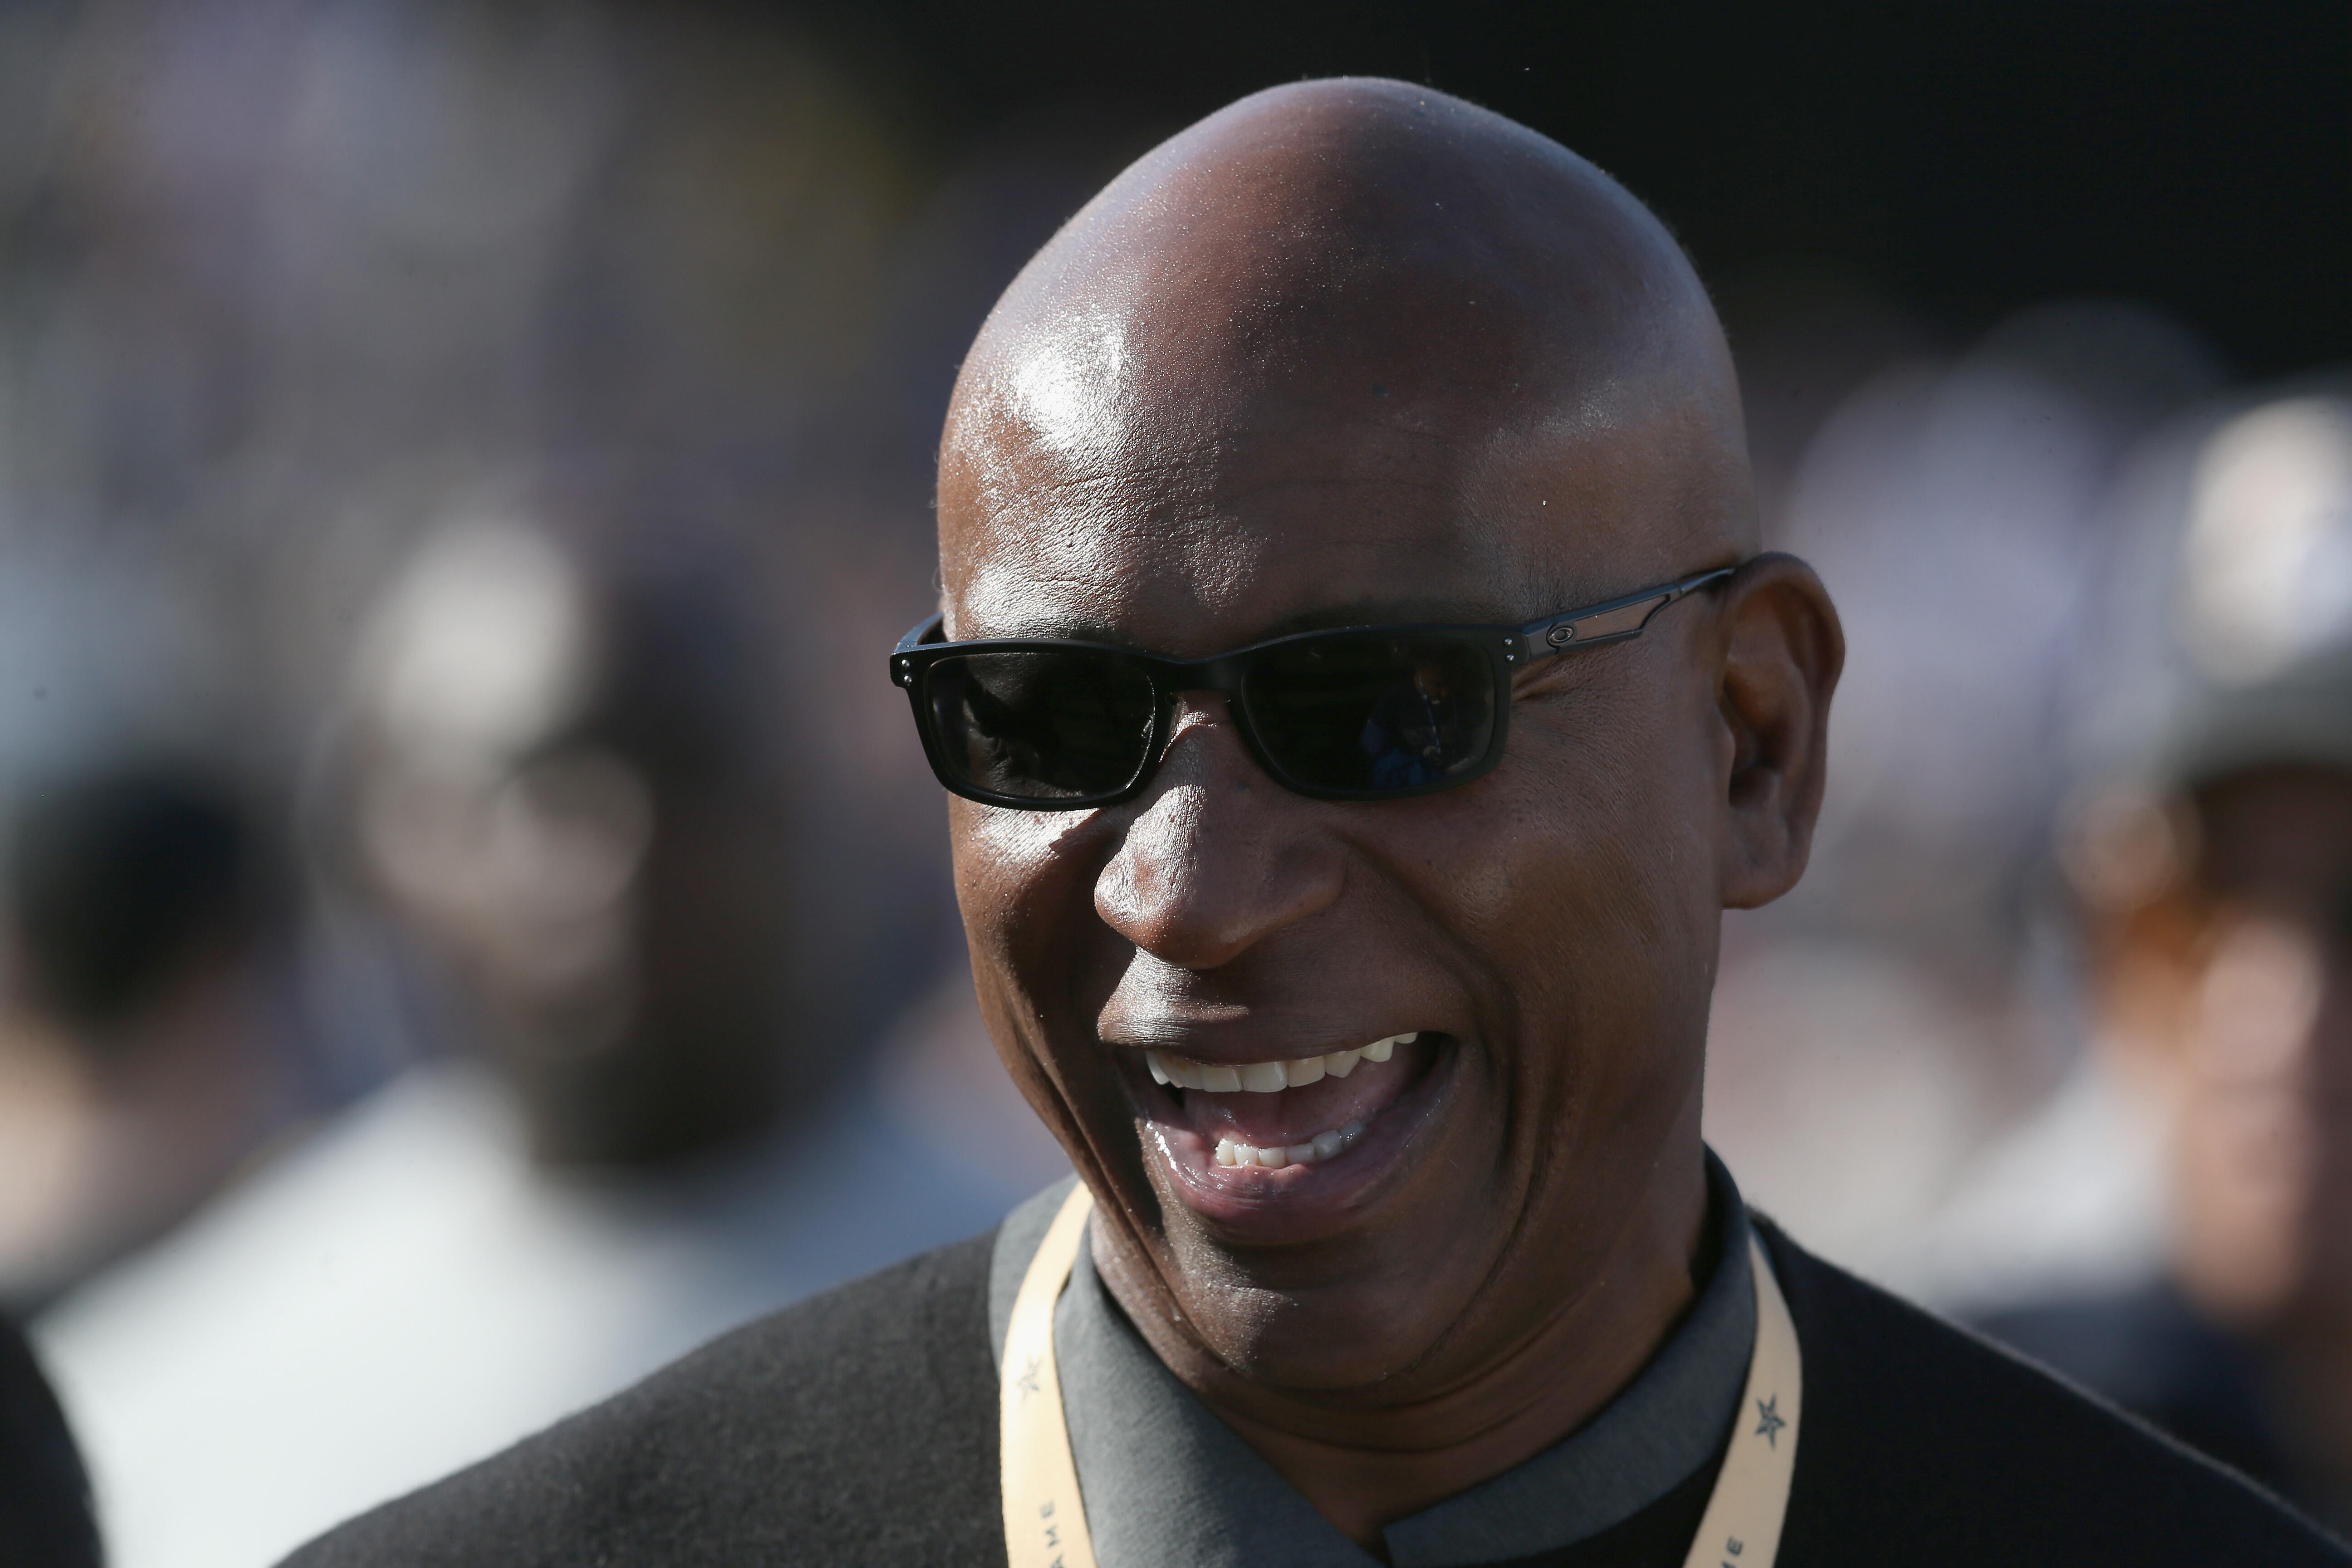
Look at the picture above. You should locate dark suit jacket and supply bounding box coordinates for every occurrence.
[1,1313,102,1568]
[1977,1280,2300,1506]
[284,1217,2348,1566]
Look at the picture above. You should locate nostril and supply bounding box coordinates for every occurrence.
[1093,772,1343,972]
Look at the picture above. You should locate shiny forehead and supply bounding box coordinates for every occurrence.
[936,78,1755,650]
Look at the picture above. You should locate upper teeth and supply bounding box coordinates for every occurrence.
[1144,1034,1416,1093]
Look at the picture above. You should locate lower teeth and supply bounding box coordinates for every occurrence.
[1213,1121,1367,1169]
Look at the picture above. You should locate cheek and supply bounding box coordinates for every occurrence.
[951,802,1073,934]
[947,803,1123,1156]
[1416,684,1721,1132]
[948,801,1126,1023]
[1431,687,1720,968]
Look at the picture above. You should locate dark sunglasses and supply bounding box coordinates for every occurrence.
[889,565,1735,809]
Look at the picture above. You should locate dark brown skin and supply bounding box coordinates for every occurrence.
[935,80,1842,1546]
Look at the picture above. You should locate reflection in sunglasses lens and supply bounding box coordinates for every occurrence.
[1244,637,1495,793]
[928,651,1156,800]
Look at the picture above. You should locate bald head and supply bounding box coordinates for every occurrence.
[941,78,1754,631]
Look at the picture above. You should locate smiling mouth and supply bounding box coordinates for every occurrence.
[1134,1032,1442,1175]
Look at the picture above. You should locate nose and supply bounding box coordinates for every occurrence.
[1093,699,1344,971]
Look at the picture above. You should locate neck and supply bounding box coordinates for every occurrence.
[1094,1162,1708,1549]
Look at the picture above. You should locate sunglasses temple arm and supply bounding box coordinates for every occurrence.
[896,613,945,653]
[1512,566,1736,661]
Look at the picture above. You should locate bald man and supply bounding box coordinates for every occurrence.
[287,81,2345,1568]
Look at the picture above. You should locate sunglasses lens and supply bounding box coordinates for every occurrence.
[923,651,1156,802]
[1242,636,1498,794]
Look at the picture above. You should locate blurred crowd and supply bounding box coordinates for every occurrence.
[0,1,2345,1563]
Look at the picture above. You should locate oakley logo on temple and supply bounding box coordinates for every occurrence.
[888,565,1737,810]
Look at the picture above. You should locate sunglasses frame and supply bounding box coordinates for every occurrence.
[889,565,1735,810]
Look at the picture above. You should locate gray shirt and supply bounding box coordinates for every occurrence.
[988,1156,1756,1568]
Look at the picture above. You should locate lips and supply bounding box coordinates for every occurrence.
[1124,1030,1451,1231]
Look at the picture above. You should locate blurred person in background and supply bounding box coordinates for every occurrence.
[1982,391,2352,1531]
[0,1313,101,1568]
[341,505,806,1169]
[33,503,1011,1568]
[0,6,1072,1563]
[0,755,299,1317]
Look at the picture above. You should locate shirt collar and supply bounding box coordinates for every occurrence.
[992,1152,1756,1568]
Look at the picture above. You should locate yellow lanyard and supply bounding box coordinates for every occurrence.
[1000,1184,1803,1568]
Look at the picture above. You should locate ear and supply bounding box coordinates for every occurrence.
[2092,891,2205,1088]
[2064,789,2207,1079]
[1714,553,1843,910]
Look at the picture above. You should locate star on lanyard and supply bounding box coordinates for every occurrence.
[1754,1394,1786,1448]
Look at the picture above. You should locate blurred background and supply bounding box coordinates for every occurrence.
[0,0,2344,1562]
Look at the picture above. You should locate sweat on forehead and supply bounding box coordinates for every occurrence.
[938,78,1752,634]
